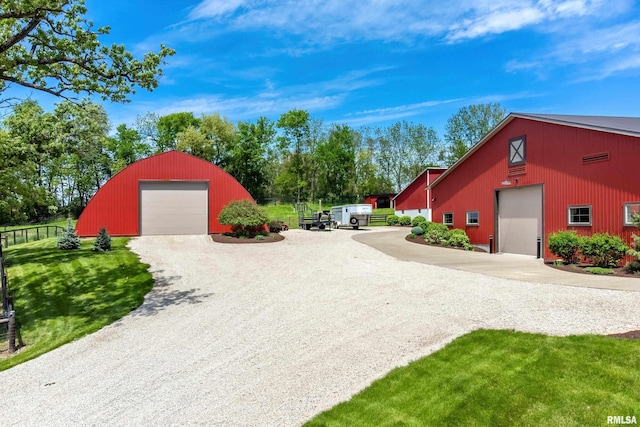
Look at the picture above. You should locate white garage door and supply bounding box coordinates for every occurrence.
[498,185,542,256]
[139,181,208,235]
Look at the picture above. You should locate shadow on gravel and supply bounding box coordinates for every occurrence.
[130,270,214,317]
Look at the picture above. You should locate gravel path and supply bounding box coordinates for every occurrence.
[2,228,640,426]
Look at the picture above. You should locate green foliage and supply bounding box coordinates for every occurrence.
[255,234,264,241]
[277,109,313,202]
[176,113,236,166]
[624,260,640,274]
[386,215,399,225]
[369,120,442,193]
[316,124,357,202]
[218,200,269,237]
[424,222,450,244]
[106,124,150,174]
[227,117,275,203]
[0,0,174,103]
[627,213,640,262]
[93,227,112,252]
[411,215,426,226]
[439,103,507,166]
[584,267,613,275]
[399,215,412,226]
[1,237,153,370]
[411,226,424,236]
[56,219,80,250]
[407,233,416,239]
[444,229,474,250]
[580,233,629,268]
[548,231,582,264]
[156,112,200,152]
[304,330,640,426]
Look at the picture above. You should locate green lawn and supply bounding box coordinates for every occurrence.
[305,329,640,426]
[0,237,153,370]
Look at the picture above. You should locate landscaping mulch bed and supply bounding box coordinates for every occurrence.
[405,235,486,252]
[607,330,640,340]
[545,262,639,278]
[210,233,285,244]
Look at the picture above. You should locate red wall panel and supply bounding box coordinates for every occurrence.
[76,151,254,236]
[395,169,445,211]
[432,118,640,259]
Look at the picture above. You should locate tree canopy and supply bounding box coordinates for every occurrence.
[0,0,174,103]
[440,103,506,166]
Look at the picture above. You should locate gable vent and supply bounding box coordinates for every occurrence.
[508,166,526,176]
[582,152,610,164]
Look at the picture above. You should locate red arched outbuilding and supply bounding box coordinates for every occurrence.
[76,150,254,236]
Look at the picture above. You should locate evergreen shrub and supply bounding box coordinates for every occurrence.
[57,219,81,250]
[411,226,424,236]
[93,227,112,252]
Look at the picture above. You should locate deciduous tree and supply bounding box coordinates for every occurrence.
[440,103,506,166]
[0,0,174,103]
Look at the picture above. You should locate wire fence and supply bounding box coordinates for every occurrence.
[0,225,65,249]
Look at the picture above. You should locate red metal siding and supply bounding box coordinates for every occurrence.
[395,169,446,211]
[76,151,254,236]
[432,118,640,259]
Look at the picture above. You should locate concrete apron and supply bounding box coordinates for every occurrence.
[353,227,640,292]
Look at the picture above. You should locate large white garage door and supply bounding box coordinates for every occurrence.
[498,185,542,256]
[139,181,208,235]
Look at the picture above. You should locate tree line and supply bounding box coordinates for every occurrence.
[0,99,505,224]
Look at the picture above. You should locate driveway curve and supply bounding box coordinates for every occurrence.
[1,228,640,426]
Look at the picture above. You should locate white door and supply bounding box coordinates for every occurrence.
[498,185,542,256]
[139,181,208,235]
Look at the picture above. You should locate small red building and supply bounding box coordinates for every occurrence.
[429,113,640,258]
[364,193,396,209]
[393,168,447,221]
[76,150,254,236]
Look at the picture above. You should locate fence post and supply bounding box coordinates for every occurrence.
[1,260,6,314]
[8,310,15,354]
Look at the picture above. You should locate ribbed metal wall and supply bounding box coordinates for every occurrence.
[76,151,254,236]
[432,118,640,259]
[395,169,445,211]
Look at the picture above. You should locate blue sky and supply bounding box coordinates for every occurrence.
[13,0,640,137]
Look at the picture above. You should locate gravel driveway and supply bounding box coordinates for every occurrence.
[2,228,640,426]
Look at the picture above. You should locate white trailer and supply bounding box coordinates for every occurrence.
[331,204,373,229]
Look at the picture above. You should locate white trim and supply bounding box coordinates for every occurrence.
[466,210,479,226]
[443,212,454,226]
[568,205,592,226]
[624,203,640,226]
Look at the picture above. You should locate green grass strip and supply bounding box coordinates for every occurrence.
[1,237,153,371]
[305,329,640,426]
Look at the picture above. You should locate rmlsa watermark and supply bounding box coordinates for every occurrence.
[608,415,637,425]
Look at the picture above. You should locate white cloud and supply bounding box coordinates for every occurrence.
[188,0,251,20]
[505,20,640,79]
[183,0,617,45]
